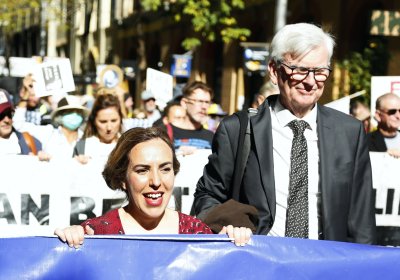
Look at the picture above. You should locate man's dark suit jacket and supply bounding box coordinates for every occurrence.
[367,130,387,152]
[193,96,376,244]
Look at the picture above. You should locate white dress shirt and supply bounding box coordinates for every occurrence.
[267,98,320,239]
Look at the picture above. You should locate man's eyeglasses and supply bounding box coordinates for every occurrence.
[185,98,211,106]
[380,108,400,116]
[0,109,14,121]
[279,61,332,82]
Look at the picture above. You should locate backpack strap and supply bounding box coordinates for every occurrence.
[166,123,174,141]
[22,132,38,155]
[231,108,258,200]
[73,139,86,157]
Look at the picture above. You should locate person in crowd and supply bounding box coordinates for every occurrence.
[164,81,214,154]
[18,73,52,125]
[123,92,134,118]
[350,99,371,133]
[55,127,251,248]
[153,101,187,140]
[205,103,227,133]
[162,101,187,127]
[193,23,376,244]
[367,93,400,158]
[0,88,42,155]
[251,80,280,109]
[73,93,123,164]
[13,94,88,161]
[141,90,161,124]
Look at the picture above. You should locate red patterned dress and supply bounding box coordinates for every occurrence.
[81,209,213,234]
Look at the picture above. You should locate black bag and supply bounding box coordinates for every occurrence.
[203,108,259,233]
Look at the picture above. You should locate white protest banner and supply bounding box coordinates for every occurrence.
[146,68,173,110]
[0,155,126,236]
[170,149,211,214]
[0,149,210,236]
[32,58,76,97]
[370,152,400,227]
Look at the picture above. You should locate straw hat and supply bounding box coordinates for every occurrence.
[51,95,89,121]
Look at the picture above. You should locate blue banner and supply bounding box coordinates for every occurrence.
[1,235,399,280]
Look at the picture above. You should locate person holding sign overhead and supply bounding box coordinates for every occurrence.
[55,127,252,247]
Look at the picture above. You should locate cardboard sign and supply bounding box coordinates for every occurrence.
[32,58,76,97]
[9,57,40,78]
[97,64,124,88]
[146,68,173,110]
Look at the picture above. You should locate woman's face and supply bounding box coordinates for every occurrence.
[95,106,121,143]
[124,138,175,222]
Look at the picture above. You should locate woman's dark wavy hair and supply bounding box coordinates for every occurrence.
[102,127,180,191]
[84,93,123,138]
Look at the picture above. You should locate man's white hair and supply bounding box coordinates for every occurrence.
[270,23,335,65]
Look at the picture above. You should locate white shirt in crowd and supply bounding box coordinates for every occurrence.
[0,132,21,155]
[82,136,117,161]
[13,107,83,160]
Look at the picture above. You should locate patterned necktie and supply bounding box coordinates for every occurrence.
[285,120,310,238]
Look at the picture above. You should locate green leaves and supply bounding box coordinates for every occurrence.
[140,0,250,50]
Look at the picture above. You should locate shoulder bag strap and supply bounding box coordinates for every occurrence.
[22,132,38,155]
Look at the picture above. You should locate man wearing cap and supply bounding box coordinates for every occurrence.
[141,90,161,124]
[0,88,42,155]
[13,95,88,160]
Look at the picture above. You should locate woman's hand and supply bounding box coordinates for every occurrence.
[74,155,91,165]
[37,151,51,162]
[219,225,252,246]
[54,225,94,248]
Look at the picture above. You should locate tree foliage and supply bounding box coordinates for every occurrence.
[0,0,40,33]
[338,39,390,101]
[141,0,251,50]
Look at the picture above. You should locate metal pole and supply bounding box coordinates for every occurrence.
[39,1,47,57]
[274,0,288,33]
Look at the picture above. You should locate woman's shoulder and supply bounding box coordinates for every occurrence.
[81,208,124,235]
[178,212,213,234]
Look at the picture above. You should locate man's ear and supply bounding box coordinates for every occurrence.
[121,181,126,190]
[268,60,278,85]
[374,111,381,123]
[180,98,187,110]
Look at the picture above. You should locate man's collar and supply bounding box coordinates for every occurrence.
[272,97,317,130]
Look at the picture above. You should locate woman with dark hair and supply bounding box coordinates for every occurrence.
[55,127,251,246]
[73,93,123,164]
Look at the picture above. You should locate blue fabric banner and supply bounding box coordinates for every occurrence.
[1,235,400,280]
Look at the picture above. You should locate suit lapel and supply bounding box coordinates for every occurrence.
[251,99,276,219]
[317,106,336,220]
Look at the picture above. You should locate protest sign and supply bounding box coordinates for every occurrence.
[32,58,75,97]
[370,152,400,245]
[146,68,173,110]
[9,57,40,78]
[0,150,210,236]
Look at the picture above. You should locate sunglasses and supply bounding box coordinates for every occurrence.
[381,109,400,116]
[0,108,14,120]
